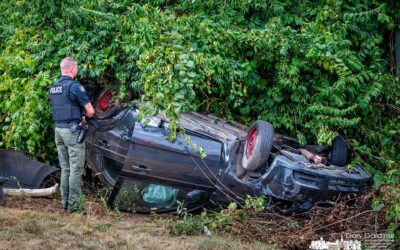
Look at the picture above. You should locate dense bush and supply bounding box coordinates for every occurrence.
[0,0,399,225]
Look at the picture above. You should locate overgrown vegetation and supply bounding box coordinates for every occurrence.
[0,0,399,240]
[168,192,394,249]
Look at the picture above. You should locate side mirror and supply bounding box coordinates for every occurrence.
[186,190,206,203]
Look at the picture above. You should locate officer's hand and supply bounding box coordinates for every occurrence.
[84,102,95,118]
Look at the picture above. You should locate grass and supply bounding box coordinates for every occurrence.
[0,208,275,250]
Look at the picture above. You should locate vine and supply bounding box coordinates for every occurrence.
[0,0,399,228]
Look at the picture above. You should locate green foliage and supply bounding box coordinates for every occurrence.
[171,198,266,237]
[372,186,400,241]
[169,208,239,236]
[245,195,265,212]
[74,194,86,215]
[0,0,398,164]
[169,213,205,236]
[0,0,399,226]
[373,186,400,222]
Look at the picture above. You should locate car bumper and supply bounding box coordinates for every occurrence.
[259,156,371,203]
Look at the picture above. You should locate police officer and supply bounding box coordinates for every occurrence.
[49,57,94,213]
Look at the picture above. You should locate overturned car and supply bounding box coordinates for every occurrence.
[85,90,371,213]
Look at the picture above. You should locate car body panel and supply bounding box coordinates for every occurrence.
[0,149,59,189]
[125,123,222,188]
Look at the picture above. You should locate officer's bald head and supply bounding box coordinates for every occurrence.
[60,57,78,78]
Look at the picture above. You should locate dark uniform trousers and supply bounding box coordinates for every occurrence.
[55,127,85,211]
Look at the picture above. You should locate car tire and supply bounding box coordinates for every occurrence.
[328,135,349,167]
[242,120,274,171]
[93,88,121,119]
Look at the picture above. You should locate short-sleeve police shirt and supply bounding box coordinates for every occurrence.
[61,76,90,106]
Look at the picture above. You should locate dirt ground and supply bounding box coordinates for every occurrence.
[1,183,395,249]
[0,194,275,250]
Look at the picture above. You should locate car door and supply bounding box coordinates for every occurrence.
[109,118,224,212]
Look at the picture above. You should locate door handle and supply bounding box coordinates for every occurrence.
[131,165,150,174]
[98,140,109,149]
[121,134,132,142]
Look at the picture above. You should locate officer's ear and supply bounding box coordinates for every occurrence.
[71,66,78,77]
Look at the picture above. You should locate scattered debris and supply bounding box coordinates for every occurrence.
[3,183,59,197]
[203,226,212,236]
[229,190,389,249]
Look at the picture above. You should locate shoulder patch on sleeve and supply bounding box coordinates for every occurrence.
[79,85,86,92]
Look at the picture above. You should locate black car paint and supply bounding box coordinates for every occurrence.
[0,149,59,189]
[86,108,371,213]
